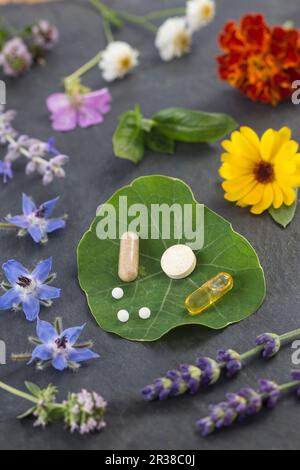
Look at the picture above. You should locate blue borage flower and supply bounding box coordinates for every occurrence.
[27,318,99,371]
[0,257,60,321]
[5,193,66,243]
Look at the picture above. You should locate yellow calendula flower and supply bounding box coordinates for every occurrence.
[219,127,300,214]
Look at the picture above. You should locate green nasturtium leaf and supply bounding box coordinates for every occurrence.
[78,176,265,342]
[269,189,298,228]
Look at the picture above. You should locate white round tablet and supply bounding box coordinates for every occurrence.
[112,287,124,300]
[161,244,197,280]
[117,309,129,323]
[139,307,151,320]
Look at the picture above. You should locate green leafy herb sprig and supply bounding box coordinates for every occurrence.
[113,106,238,163]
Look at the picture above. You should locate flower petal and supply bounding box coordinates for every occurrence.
[46,93,71,112]
[22,295,40,322]
[37,285,61,300]
[68,348,99,363]
[29,344,52,363]
[28,226,44,243]
[250,184,274,214]
[46,218,66,233]
[50,107,77,132]
[52,355,68,371]
[82,89,112,114]
[22,193,36,215]
[36,319,57,342]
[78,105,104,128]
[0,288,20,310]
[40,197,59,218]
[5,215,29,229]
[2,260,29,285]
[61,324,86,346]
[272,182,284,209]
[32,258,52,283]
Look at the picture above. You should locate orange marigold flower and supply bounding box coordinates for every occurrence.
[217,14,300,105]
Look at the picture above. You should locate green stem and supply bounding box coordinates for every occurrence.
[279,380,300,393]
[118,11,158,33]
[64,51,103,85]
[0,382,37,404]
[0,222,17,230]
[145,8,186,21]
[102,16,114,43]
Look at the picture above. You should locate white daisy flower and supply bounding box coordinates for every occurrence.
[99,41,139,82]
[155,17,192,62]
[186,0,216,33]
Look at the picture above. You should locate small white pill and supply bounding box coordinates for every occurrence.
[139,307,151,320]
[161,244,197,280]
[112,287,124,300]
[117,309,129,323]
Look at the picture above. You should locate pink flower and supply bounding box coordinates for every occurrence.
[46,88,112,132]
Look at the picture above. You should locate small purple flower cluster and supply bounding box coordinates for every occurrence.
[0,20,59,77]
[0,107,68,184]
[196,379,281,437]
[63,389,107,434]
[22,382,107,434]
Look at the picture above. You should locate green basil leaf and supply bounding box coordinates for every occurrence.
[145,128,175,155]
[269,189,298,228]
[153,108,238,143]
[113,107,145,164]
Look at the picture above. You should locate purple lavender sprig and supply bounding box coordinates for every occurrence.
[0,107,69,185]
[141,327,300,401]
[196,373,300,437]
[0,381,107,434]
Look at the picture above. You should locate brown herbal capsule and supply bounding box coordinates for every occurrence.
[118,232,139,282]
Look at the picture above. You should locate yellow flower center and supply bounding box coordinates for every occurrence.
[118,55,133,73]
[174,32,191,52]
[253,161,275,183]
[202,5,213,20]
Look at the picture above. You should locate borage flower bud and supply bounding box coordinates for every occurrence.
[256,333,281,359]
[217,349,242,378]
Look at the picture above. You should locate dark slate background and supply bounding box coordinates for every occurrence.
[0,0,299,451]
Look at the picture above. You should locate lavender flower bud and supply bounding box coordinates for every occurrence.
[179,364,202,395]
[217,349,242,378]
[256,333,281,359]
[32,20,59,51]
[63,389,107,434]
[291,371,300,396]
[196,357,221,386]
[258,380,281,409]
[0,37,32,76]
[196,416,215,437]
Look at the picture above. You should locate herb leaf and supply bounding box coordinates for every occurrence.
[145,128,175,155]
[25,382,41,397]
[153,108,238,143]
[113,106,145,163]
[269,190,298,228]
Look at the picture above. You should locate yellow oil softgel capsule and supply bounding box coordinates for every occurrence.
[185,272,233,316]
